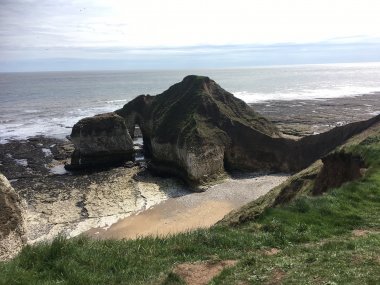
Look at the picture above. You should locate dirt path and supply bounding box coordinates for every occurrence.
[86,174,288,239]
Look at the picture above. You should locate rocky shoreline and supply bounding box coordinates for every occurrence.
[0,136,190,244]
[86,173,288,240]
[251,92,380,137]
[1,89,379,246]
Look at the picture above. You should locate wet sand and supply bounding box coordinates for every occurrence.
[86,174,288,239]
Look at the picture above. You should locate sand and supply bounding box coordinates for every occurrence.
[86,174,288,239]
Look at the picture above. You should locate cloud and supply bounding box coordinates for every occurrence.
[1,0,380,71]
[2,41,380,72]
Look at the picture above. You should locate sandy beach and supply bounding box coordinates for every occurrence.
[86,174,288,239]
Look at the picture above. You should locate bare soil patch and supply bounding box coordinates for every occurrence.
[173,260,237,285]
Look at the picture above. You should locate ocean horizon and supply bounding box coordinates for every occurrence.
[1,62,380,143]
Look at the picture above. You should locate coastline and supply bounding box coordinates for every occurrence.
[0,92,379,243]
[86,174,288,240]
[0,136,191,244]
[251,92,380,137]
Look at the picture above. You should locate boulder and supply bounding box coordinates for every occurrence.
[66,113,134,169]
[0,173,26,261]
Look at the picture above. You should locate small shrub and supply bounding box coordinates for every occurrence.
[293,197,311,213]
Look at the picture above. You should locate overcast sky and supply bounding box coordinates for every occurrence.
[1,0,380,71]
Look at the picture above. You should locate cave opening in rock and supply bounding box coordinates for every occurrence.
[133,125,144,162]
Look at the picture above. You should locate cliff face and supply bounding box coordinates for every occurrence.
[116,75,380,184]
[116,75,280,184]
[312,152,366,195]
[67,75,380,186]
[220,120,380,227]
[0,173,26,261]
[66,113,134,170]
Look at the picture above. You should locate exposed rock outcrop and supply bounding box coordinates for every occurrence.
[116,75,380,185]
[116,75,280,184]
[312,152,366,195]
[66,113,133,170]
[67,75,380,186]
[0,173,26,261]
[220,120,380,226]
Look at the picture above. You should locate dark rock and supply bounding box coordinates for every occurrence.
[312,152,366,195]
[65,113,134,170]
[124,161,135,168]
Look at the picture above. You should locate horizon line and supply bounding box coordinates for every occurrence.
[2,61,380,74]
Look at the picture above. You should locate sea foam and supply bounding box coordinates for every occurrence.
[233,86,380,103]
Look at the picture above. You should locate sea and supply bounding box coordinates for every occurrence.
[1,62,380,143]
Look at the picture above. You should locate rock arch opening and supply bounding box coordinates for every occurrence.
[132,125,144,162]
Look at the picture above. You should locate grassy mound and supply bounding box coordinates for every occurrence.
[1,127,379,284]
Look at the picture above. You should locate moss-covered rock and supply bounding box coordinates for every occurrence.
[116,75,380,186]
[66,113,133,170]
[116,75,280,185]
[66,75,380,186]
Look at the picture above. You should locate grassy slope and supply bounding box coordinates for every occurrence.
[1,129,379,285]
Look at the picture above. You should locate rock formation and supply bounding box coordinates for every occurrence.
[65,113,134,170]
[115,75,380,184]
[67,75,380,186]
[0,173,26,261]
[312,152,366,195]
[116,75,280,184]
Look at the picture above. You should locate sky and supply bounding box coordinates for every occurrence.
[1,0,380,72]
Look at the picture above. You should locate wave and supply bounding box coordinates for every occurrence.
[1,86,379,143]
[23,109,41,114]
[233,86,380,103]
[105,99,128,104]
[0,105,118,143]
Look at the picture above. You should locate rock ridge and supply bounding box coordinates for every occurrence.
[66,75,380,186]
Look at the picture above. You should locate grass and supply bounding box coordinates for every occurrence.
[220,160,323,226]
[214,233,380,284]
[1,131,379,284]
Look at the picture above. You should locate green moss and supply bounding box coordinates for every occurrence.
[147,75,278,147]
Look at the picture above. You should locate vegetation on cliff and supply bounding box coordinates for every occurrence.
[1,122,379,284]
